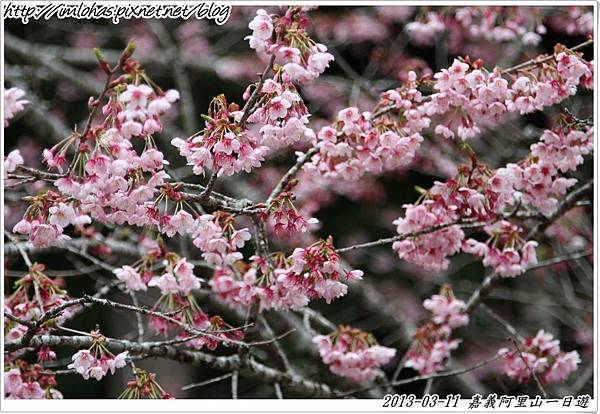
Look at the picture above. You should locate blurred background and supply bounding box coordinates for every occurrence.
[4,5,594,398]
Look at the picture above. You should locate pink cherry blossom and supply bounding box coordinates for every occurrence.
[113,265,147,291]
[3,87,28,126]
[4,368,23,395]
[68,350,95,375]
[313,326,396,382]
[4,149,24,173]
[499,330,580,384]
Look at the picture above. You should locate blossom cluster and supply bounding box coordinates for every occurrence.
[405,12,446,46]
[405,285,469,375]
[546,6,594,37]
[148,256,201,295]
[210,237,363,310]
[453,7,546,45]
[112,83,179,139]
[392,202,464,272]
[114,252,201,295]
[13,192,89,247]
[405,7,578,47]
[305,104,425,183]
[249,79,314,149]
[425,53,592,141]
[490,125,593,216]
[247,8,334,84]
[4,361,62,399]
[68,347,128,381]
[111,246,242,351]
[15,146,168,246]
[3,87,28,126]
[499,330,581,383]
[119,369,174,399]
[11,48,185,247]
[463,221,538,278]
[51,135,170,229]
[172,95,269,177]
[392,118,592,275]
[260,182,319,234]
[174,8,333,179]
[292,45,592,197]
[313,325,396,382]
[391,161,496,272]
[148,294,243,351]
[4,263,78,343]
[191,211,252,267]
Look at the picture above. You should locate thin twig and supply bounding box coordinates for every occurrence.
[509,337,549,398]
[82,295,250,348]
[181,373,233,391]
[274,382,283,399]
[4,230,32,267]
[231,370,239,399]
[336,220,487,253]
[340,353,504,397]
[465,180,594,314]
[266,147,319,205]
[391,342,414,383]
[480,304,524,342]
[199,171,218,202]
[503,38,593,74]
[128,291,145,343]
[238,53,277,128]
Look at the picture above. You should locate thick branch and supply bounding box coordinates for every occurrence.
[6,335,341,398]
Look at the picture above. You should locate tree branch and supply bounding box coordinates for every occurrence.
[336,220,487,253]
[340,352,504,397]
[6,335,342,398]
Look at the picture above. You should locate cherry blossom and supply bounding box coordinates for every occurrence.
[246,8,334,84]
[405,7,562,49]
[119,369,173,399]
[2,6,592,399]
[4,263,79,342]
[489,125,593,216]
[4,149,24,173]
[260,183,319,235]
[3,87,28,126]
[172,95,269,177]
[191,212,251,267]
[463,221,538,278]
[114,265,148,292]
[3,361,63,399]
[67,331,129,381]
[313,325,396,382]
[405,12,446,46]
[405,285,468,375]
[422,288,469,329]
[148,256,201,295]
[210,237,361,311]
[498,329,580,384]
